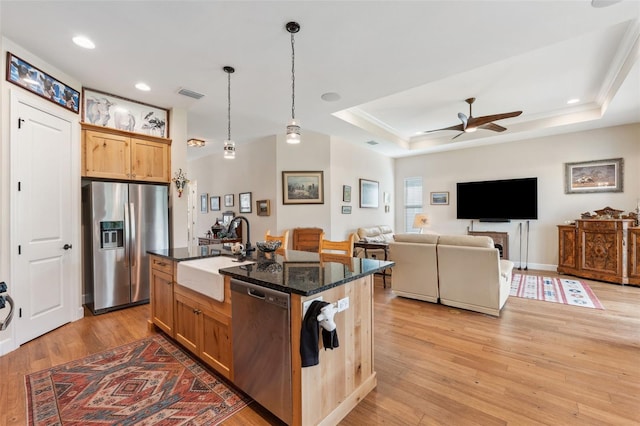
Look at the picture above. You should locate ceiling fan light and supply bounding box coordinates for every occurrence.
[286,120,301,144]
[223,140,236,159]
[465,127,477,133]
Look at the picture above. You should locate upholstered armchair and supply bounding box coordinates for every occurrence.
[436,235,514,316]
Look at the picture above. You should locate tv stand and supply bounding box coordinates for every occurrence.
[468,231,509,260]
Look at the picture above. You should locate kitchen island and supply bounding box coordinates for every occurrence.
[147,246,392,426]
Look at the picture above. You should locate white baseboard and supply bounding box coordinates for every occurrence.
[0,336,17,356]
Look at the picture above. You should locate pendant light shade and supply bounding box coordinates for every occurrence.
[285,21,301,144]
[223,66,236,159]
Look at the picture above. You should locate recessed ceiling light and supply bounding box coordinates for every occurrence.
[321,92,341,102]
[72,35,95,49]
[567,98,580,105]
[135,82,151,91]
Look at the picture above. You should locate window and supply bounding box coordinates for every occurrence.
[404,177,423,232]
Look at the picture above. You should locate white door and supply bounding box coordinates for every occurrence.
[12,97,74,345]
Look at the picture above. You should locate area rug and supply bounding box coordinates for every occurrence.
[510,273,604,309]
[25,334,249,425]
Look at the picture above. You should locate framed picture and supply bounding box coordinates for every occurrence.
[6,52,80,114]
[282,171,324,205]
[82,87,169,138]
[224,194,234,207]
[239,192,252,213]
[359,179,379,208]
[343,185,351,202]
[257,199,271,216]
[430,191,449,205]
[209,196,220,211]
[200,193,208,213]
[283,262,323,287]
[565,158,623,194]
[342,205,352,214]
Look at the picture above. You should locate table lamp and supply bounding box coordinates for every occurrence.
[413,213,430,234]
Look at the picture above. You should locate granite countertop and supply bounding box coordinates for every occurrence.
[148,246,394,296]
[218,250,393,296]
[148,244,233,262]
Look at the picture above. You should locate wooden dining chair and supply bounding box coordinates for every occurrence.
[265,229,289,250]
[318,232,355,257]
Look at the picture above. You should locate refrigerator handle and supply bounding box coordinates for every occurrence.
[129,202,137,268]
[123,203,130,268]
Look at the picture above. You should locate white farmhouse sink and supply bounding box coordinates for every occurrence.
[177,256,253,302]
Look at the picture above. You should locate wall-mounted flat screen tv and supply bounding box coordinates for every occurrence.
[456,177,538,221]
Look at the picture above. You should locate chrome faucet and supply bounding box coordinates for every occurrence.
[230,216,254,252]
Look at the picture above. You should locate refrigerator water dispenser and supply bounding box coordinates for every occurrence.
[100,221,124,249]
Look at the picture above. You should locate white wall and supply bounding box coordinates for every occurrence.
[189,136,278,245]
[169,108,189,247]
[394,123,640,270]
[329,136,394,239]
[275,130,332,238]
[187,130,395,245]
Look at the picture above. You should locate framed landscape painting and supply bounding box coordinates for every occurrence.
[282,171,324,205]
[430,191,449,205]
[564,158,623,194]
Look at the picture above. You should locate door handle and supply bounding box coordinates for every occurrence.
[63,244,72,250]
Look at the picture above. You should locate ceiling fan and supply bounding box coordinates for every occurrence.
[424,98,522,140]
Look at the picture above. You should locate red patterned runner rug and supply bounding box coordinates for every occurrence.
[510,273,604,309]
[25,334,249,425]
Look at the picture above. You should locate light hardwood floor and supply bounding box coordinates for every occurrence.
[1,271,638,425]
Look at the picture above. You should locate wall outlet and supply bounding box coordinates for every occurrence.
[337,297,349,312]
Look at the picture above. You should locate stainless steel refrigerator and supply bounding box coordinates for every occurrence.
[82,181,169,314]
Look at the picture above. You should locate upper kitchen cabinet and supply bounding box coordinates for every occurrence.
[82,123,171,183]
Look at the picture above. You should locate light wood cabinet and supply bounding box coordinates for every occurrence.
[82,123,171,182]
[557,219,634,285]
[174,283,233,380]
[149,256,175,336]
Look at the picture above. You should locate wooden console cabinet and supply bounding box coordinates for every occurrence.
[81,123,171,183]
[557,219,636,285]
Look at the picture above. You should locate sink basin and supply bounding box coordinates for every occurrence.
[177,256,253,301]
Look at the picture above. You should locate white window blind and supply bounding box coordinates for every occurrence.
[404,177,423,232]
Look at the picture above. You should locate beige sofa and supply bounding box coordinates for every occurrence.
[354,225,394,259]
[388,234,439,303]
[389,234,514,316]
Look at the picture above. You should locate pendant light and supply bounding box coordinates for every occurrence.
[223,66,236,159]
[285,21,301,144]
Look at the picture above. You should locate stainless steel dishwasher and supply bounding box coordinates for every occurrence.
[231,279,292,425]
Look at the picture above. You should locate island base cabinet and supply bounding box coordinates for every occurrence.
[174,286,233,380]
[291,275,376,426]
[149,256,175,336]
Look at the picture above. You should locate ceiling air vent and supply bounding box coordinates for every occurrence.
[366,140,379,146]
[177,88,205,99]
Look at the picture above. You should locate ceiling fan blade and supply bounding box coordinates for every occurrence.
[423,123,464,133]
[451,132,465,140]
[457,112,468,130]
[479,122,507,132]
[468,111,522,128]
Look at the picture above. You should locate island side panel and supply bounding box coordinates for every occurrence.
[291,275,376,426]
